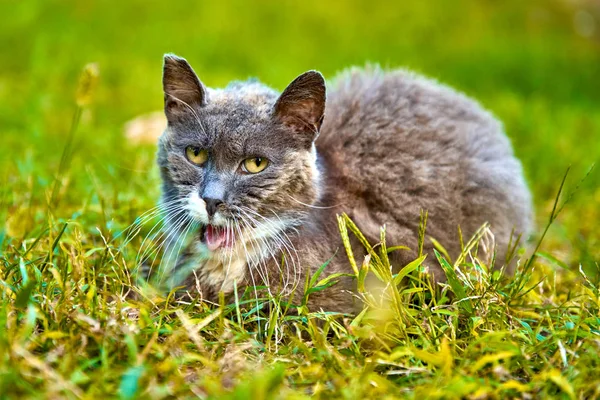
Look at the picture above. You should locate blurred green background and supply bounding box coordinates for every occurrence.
[1,0,599,270]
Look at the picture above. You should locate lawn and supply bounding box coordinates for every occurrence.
[1,0,599,398]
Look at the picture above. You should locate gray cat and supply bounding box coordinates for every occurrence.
[154,54,532,312]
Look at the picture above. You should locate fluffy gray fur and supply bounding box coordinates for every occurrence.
[155,54,533,312]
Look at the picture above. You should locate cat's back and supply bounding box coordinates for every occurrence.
[318,66,512,166]
[317,66,532,272]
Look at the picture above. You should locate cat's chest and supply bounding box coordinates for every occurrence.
[200,254,247,292]
[190,239,269,293]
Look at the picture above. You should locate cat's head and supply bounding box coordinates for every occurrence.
[157,54,325,260]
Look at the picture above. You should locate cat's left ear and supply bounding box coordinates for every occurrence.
[273,71,326,144]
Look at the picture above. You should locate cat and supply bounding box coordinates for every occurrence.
[153,54,533,313]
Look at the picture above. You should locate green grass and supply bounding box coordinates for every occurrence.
[1,0,599,398]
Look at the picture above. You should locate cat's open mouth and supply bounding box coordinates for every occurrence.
[203,224,235,251]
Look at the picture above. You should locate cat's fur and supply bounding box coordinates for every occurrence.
[155,54,533,313]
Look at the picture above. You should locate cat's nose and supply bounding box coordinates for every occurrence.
[204,198,224,217]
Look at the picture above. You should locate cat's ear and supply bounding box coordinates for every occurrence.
[162,54,207,122]
[273,71,326,143]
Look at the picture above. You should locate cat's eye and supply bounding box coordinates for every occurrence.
[242,157,269,174]
[185,146,208,166]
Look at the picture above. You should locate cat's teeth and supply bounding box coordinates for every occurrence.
[205,224,224,251]
[204,224,234,251]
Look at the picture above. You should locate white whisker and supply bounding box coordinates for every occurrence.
[288,195,342,210]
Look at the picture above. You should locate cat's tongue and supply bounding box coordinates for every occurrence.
[204,224,233,251]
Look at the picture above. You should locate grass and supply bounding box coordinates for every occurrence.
[1,0,600,398]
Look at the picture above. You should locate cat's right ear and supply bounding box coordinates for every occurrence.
[162,54,207,122]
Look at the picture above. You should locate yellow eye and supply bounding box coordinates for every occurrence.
[243,157,269,174]
[185,146,208,165]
